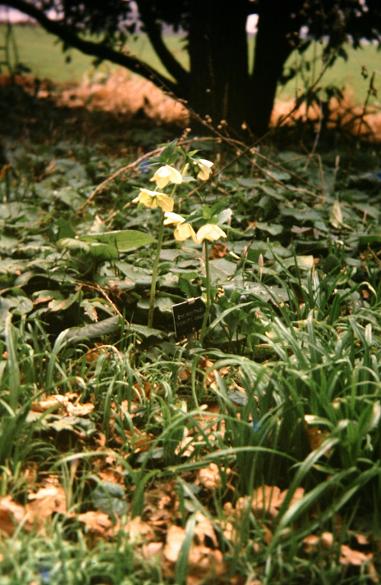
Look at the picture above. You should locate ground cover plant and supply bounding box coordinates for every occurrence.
[1,80,381,584]
[0,107,381,584]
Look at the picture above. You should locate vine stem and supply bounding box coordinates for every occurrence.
[200,240,211,342]
[148,209,164,328]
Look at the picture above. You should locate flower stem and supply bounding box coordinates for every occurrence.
[148,210,164,328]
[200,240,211,342]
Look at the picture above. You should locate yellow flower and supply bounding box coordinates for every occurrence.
[133,188,174,212]
[163,211,186,226]
[163,212,197,242]
[150,165,183,190]
[174,223,197,242]
[196,158,214,181]
[196,224,227,243]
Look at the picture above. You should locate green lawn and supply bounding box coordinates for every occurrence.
[0,24,188,84]
[280,40,381,104]
[1,24,380,105]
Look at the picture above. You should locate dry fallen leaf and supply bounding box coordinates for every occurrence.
[210,242,228,259]
[78,511,114,536]
[163,525,186,563]
[304,415,330,451]
[31,393,94,417]
[355,533,370,546]
[141,541,163,559]
[174,427,195,457]
[188,546,225,580]
[321,531,334,549]
[340,544,373,566]
[221,519,236,543]
[193,512,218,547]
[196,463,222,490]
[234,485,305,521]
[124,516,154,543]
[251,485,284,516]
[0,497,25,536]
[26,484,67,529]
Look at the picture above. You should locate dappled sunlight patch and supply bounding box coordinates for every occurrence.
[272,91,381,141]
[59,69,188,126]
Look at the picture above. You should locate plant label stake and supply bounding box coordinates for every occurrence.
[172,297,205,339]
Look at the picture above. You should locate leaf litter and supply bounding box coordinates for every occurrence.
[1,93,381,583]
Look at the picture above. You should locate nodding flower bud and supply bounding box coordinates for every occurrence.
[195,159,214,181]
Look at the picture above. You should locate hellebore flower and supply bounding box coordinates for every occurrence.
[163,212,186,226]
[133,188,174,212]
[196,223,227,243]
[150,165,183,190]
[163,211,197,242]
[196,159,214,181]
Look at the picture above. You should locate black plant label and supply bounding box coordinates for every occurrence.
[172,297,205,339]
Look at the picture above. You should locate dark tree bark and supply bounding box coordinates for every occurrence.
[2,0,379,138]
[249,1,296,135]
[187,0,250,132]
[137,0,189,95]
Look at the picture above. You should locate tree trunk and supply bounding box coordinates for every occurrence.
[187,0,249,133]
[248,1,295,136]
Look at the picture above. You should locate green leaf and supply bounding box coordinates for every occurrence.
[81,229,155,252]
[359,233,381,246]
[282,255,315,270]
[48,291,80,313]
[64,316,122,345]
[92,481,128,518]
[57,238,91,253]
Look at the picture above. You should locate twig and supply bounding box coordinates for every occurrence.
[77,136,220,215]
[77,145,166,214]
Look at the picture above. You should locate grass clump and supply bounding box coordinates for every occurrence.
[0,116,381,584]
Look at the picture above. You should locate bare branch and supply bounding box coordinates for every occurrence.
[136,0,189,92]
[3,0,182,95]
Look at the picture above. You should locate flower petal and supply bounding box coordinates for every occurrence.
[157,194,174,212]
[174,223,197,242]
[135,189,158,208]
[163,212,186,226]
[196,159,214,181]
[150,165,183,189]
[196,224,227,243]
[133,188,174,211]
